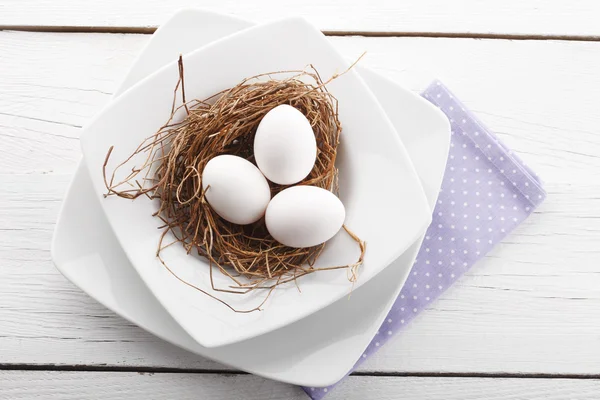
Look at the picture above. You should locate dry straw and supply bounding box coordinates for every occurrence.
[103,56,365,312]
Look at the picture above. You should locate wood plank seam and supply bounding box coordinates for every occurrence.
[3,25,600,42]
[1,365,600,380]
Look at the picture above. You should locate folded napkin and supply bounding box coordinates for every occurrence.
[303,81,546,399]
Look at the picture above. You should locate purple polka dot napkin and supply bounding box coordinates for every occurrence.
[302,81,546,399]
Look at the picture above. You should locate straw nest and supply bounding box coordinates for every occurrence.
[103,56,365,312]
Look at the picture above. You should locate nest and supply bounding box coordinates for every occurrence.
[103,56,365,312]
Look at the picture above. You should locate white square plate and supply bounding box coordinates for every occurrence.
[53,10,450,386]
[79,17,431,348]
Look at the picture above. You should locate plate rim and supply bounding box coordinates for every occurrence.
[77,16,431,348]
[52,9,449,385]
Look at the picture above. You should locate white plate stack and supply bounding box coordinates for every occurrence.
[51,9,450,387]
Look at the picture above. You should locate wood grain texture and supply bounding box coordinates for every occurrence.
[1,31,600,377]
[2,372,600,399]
[2,1,600,37]
[3,31,600,182]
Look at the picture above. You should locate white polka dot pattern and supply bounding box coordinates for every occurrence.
[302,80,546,399]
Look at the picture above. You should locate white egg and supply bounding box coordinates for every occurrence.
[202,155,271,225]
[254,104,317,185]
[265,186,345,248]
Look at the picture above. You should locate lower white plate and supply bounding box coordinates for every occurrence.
[51,9,450,386]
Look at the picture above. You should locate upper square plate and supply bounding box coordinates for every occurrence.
[79,17,431,348]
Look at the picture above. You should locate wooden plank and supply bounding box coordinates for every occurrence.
[1,32,600,374]
[2,173,599,374]
[1,31,600,182]
[1,372,600,399]
[2,1,600,37]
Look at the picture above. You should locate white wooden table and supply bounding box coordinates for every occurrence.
[2,2,600,398]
